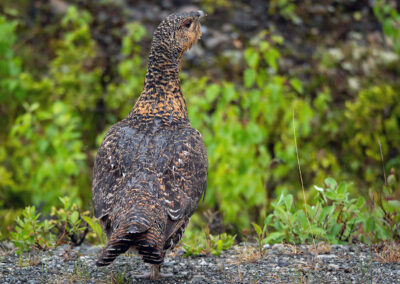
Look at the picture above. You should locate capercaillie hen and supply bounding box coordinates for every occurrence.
[92,11,208,280]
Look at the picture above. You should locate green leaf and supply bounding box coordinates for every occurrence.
[310,227,326,237]
[295,210,308,229]
[289,78,303,94]
[70,211,79,224]
[263,48,280,71]
[264,231,285,244]
[244,68,256,88]
[386,200,400,213]
[205,84,220,102]
[82,216,106,244]
[324,177,337,189]
[252,223,262,237]
[244,49,259,69]
[336,182,347,195]
[284,194,293,211]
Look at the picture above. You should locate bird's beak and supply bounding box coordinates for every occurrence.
[197,10,206,19]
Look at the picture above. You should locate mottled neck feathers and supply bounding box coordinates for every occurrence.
[130,47,188,124]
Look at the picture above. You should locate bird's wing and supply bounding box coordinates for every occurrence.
[160,126,208,224]
[92,121,146,220]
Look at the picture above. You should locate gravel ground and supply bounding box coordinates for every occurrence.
[1,242,400,283]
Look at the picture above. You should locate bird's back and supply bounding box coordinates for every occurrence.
[92,118,207,265]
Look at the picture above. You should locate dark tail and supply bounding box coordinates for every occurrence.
[96,234,134,266]
[96,223,165,266]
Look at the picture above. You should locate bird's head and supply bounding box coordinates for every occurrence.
[150,10,205,63]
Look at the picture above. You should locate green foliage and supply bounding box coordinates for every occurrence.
[10,206,55,255]
[9,102,87,212]
[1,3,400,246]
[0,7,96,235]
[374,1,400,53]
[50,6,102,111]
[185,32,313,228]
[200,0,231,14]
[183,230,235,256]
[344,85,400,180]
[259,178,399,245]
[0,16,24,122]
[81,215,106,244]
[106,21,147,117]
[50,197,88,245]
[363,172,400,242]
[252,222,267,257]
[269,0,300,23]
[208,233,236,255]
[10,197,102,255]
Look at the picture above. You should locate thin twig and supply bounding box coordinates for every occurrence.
[292,108,316,249]
[378,139,387,186]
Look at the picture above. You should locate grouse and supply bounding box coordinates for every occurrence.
[92,11,208,280]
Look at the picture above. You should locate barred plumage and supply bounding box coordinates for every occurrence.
[92,10,207,280]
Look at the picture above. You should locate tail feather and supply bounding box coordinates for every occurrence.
[96,221,165,266]
[135,223,165,264]
[96,195,166,267]
[96,235,133,266]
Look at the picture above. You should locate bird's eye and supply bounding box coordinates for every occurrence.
[182,19,192,29]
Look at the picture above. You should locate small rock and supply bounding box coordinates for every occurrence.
[328,264,339,270]
[191,275,209,284]
[262,244,271,250]
[331,245,344,251]
[277,261,288,267]
[271,244,285,251]
[317,254,336,260]
[198,259,208,266]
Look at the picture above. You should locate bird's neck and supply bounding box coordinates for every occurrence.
[129,50,189,123]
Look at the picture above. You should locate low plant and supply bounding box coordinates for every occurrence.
[50,196,89,246]
[10,197,103,255]
[183,229,236,256]
[82,215,106,245]
[257,177,400,245]
[10,206,56,255]
[252,222,267,257]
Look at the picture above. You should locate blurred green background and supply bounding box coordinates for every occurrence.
[1,0,399,240]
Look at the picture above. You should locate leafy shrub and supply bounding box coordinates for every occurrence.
[184,32,314,228]
[183,230,236,256]
[50,197,89,246]
[8,102,87,212]
[10,206,56,255]
[10,197,101,255]
[374,1,400,53]
[257,177,399,245]
[82,215,106,245]
[268,0,300,23]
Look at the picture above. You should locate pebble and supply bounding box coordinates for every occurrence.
[198,259,207,266]
[328,264,340,270]
[263,244,271,250]
[317,254,337,259]
[191,275,209,284]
